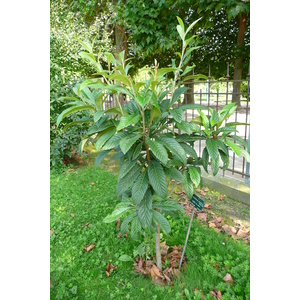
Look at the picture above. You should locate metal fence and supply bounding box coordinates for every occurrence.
[104,69,250,184]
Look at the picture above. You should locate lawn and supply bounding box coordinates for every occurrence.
[50,161,250,299]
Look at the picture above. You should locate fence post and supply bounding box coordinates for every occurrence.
[245,128,250,184]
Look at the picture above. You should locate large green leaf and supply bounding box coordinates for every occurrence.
[176,121,199,135]
[118,160,137,180]
[240,148,250,162]
[152,210,171,234]
[153,201,184,213]
[56,105,94,127]
[228,135,248,148]
[145,136,168,166]
[180,143,198,161]
[201,147,209,173]
[102,131,129,150]
[183,170,194,199]
[132,171,149,204]
[120,211,137,234]
[180,104,208,111]
[103,205,134,223]
[188,166,201,187]
[108,74,131,86]
[116,165,143,198]
[225,140,241,156]
[147,160,167,199]
[170,107,184,123]
[211,156,220,176]
[119,133,142,154]
[219,150,230,170]
[117,114,141,131]
[94,110,104,122]
[164,167,183,183]
[130,216,142,239]
[170,87,190,107]
[206,138,219,160]
[95,128,116,150]
[95,150,111,168]
[156,137,187,165]
[137,190,152,228]
[131,142,142,160]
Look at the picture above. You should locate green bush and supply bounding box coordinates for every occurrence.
[50,0,112,171]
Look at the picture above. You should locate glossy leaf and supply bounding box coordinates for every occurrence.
[119,133,142,154]
[152,210,171,234]
[117,114,141,131]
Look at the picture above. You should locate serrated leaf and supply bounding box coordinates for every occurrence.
[211,156,220,176]
[152,210,171,234]
[95,128,116,150]
[102,131,129,150]
[217,140,229,156]
[164,167,183,182]
[153,201,184,213]
[130,216,141,239]
[118,160,137,180]
[188,166,201,187]
[180,143,199,161]
[156,137,187,165]
[131,142,142,160]
[137,190,152,228]
[147,160,167,199]
[206,138,219,159]
[170,107,184,123]
[120,211,137,234]
[119,133,142,154]
[132,171,149,204]
[183,170,194,199]
[116,114,141,131]
[145,136,168,166]
[116,165,142,198]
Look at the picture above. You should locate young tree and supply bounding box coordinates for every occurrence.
[56,18,249,271]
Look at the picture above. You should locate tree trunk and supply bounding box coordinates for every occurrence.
[232,13,247,107]
[184,79,194,104]
[155,223,162,271]
[183,70,194,104]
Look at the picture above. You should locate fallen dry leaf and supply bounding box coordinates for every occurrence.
[50,281,53,287]
[209,222,216,228]
[223,273,234,285]
[90,182,94,185]
[222,225,237,236]
[116,218,121,228]
[105,263,117,277]
[237,229,248,238]
[70,212,75,217]
[83,244,95,253]
[160,241,169,256]
[217,195,224,201]
[50,229,55,235]
[210,289,222,300]
[197,212,208,222]
[204,203,212,209]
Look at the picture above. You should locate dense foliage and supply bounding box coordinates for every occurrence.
[50,0,113,170]
[56,17,249,270]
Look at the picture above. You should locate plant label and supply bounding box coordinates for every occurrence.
[190,194,205,211]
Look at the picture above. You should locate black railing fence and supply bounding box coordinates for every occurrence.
[104,67,250,183]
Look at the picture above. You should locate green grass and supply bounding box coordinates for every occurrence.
[51,165,250,300]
